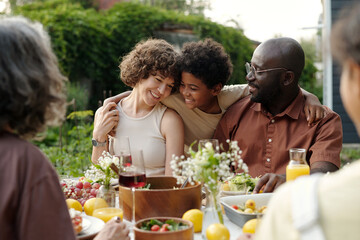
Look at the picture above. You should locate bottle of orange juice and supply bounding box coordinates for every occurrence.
[286,148,310,181]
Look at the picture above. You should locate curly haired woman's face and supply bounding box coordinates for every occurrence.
[136,73,175,107]
[179,72,218,111]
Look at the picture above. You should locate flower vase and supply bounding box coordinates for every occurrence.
[96,185,118,208]
[201,185,224,239]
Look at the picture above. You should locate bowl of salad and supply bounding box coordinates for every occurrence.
[221,173,259,196]
[134,217,194,240]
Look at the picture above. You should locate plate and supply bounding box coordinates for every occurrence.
[220,190,247,196]
[220,193,273,228]
[81,217,91,232]
[77,214,105,240]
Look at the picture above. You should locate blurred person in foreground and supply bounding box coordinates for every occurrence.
[214,37,342,193]
[238,2,360,240]
[0,16,129,240]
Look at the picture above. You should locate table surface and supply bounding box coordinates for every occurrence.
[194,215,242,240]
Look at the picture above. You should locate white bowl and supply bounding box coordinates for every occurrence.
[220,193,273,227]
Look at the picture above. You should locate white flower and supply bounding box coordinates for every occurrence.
[84,151,120,187]
[171,140,247,194]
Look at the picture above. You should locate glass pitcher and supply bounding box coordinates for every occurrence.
[286,148,310,181]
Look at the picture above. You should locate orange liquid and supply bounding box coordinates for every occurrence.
[93,207,123,222]
[286,164,310,181]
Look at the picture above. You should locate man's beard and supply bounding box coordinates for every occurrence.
[250,85,281,105]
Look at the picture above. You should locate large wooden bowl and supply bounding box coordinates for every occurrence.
[118,176,201,221]
[134,217,194,240]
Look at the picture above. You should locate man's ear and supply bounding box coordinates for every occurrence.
[211,83,223,96]
[283,71,295,86]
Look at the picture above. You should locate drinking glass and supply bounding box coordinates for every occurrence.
[93,186,123,222]
[286,148,310,181]
[114,136,131,160]
[198,139,220,153]
[118,149,146,225]
[113,136,131,211]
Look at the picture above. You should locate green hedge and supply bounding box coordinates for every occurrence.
[16,0,320,109]
[14,1,253,109]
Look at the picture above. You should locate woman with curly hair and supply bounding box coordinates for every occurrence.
[92,39,184,176]
[0,16,129,240]
[106,38,324,151]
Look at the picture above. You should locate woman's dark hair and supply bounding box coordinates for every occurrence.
[119,38,180,92]
[0,16,67,139]
[179,38,233,89]
[331,2,360,65]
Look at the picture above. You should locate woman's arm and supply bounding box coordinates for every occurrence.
[91,102,119,164]
[103,91,131,106]
[301,88,325,125]
[160,108,184,175]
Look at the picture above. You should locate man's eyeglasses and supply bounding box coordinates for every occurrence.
[245,62,288,77]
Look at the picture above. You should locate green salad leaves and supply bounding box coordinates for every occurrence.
[228,173,259,193]
[140,219,188,232]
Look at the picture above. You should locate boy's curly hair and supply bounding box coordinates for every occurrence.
[179,38,233,89]
[119,39,180,92]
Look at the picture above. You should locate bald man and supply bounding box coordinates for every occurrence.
[214,37,342,193]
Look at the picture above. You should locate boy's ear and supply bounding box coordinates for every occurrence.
[211,83,223,96]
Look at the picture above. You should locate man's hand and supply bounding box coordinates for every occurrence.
[253,173,286,194]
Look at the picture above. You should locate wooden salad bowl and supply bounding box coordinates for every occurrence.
[118,176,201,221]
[134,217,194,240]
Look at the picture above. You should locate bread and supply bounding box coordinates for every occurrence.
[69,208,83,234]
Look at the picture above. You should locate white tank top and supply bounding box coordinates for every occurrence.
[112,100,167,176]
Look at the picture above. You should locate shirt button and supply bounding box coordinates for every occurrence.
[271,119,275,123]
[266,158,270,162]
[268,138,272,142]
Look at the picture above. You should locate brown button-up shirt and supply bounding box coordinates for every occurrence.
[213,91,343,177]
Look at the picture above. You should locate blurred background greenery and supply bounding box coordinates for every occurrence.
[3,0,355,175]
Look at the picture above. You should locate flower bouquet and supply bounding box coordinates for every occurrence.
[84,151,121,189]
[171,140,248,224]
[84,151,122,208]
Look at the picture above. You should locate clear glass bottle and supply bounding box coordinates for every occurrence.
[286,148,310,181]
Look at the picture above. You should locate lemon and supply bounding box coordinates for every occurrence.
[65,199,82,212]
[242,219,258,234]
[84,198,108,216]
[182,209,203,233]
[206,223,230,240]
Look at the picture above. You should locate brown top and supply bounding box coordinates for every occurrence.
[0,132,76,240]
[213,91,343,177]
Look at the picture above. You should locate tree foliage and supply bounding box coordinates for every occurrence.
[15,0,320,108]
[132,0,210,16]
[14,0,254,109]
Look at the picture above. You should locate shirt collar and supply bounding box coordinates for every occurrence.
[250,90,304,119]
